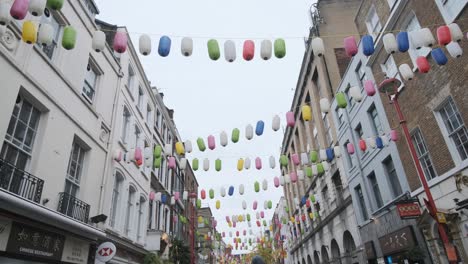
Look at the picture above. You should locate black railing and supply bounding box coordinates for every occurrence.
[0,158,44,203]
[57,192,90,223]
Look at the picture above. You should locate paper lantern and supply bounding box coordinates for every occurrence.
[397,32,410,52]
[399,64,414,81]
[138,34,152,56]
[0,2,12,26]
[448,23,463,42]
[382,134,390,146]
[274,177,280,188]
[432,48,448,65]
[319,98,330,113]
[420,28,436,47]
[301,105,312,121]
[197,137,206,152]
[237,159,244,171]
[238,184,245,195]
[260,39,272,60]
[135,148,143,166]
[219,131,228,147]
[367,137,377,149]
[301,153,309,165]
[11,0,29,20]
[113,149,122,162]
[230,128,241,144]
[243,40,255,61]
[410,29,425,50]
[158,36,171,57]
[286,111,295,127]
[364,80,376,96]
[181,37,193,56]
[437,26,451,46]
[260,211,265,219]
[291,154,300,166]
[182,191,188,201]
[383,33,397,54]
[310,151,318,163]
[334,146,342,158]
[317,163,325,175]
[359,139,367,152]
[153,145,162,158]
[264,201,268,210]
[390,130,398,141]
[29,0,46,16]
[215,159,222,172]
[46,0,63,10]
[174,192,180,201]
[208,39,220,60]
[362,35,375,56]
[446,42,462,58]
[245,124,254,140]
[62,26,77,50]
[311,37,325,56]
[347,143,355,155]
[220,187,226,197]
[350,86,362,102]
[201,189,206,200]
[207,135,216,150]
[255,121,265,136]
[268,201,272,209]
[305,167,312,178]
[22,21,37,44]
[416,56,430,73]
[336,92,347,108]
[192,158,199,171]
[209,189,215,199]
[268,156,276,169]
[253,157,261,170]
[171,197,176,205]
[175,142,185,155]
[167,156,175,169]
[262,179,268,191]
[224,40,236,62]
[344,36,358,57]
[228,186,234,196]
[298,170,305,181]
[113,30,128,53]
[376,137,384,149]
[244,157,251,170]
[161,194,167,204]
[164,144,172,156]
[90,30,106,52]
[196,199,201,208]
[153,157,161,168]
[254,181,260,193]
[253,201,258,210]
[290,172,298,183]
[203,158,210,171]
[274,38,286,58]
[326,148,335,161]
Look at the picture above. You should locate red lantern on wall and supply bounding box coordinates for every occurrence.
[243,40,255,61]
[201,189,206,200]
[359,139,367,152]
[416,56,430,73]
[437,25,451,46]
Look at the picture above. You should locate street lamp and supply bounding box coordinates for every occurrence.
[378,78,456,263]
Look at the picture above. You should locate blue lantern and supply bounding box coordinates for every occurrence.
[255,121,265,136]
[301,196,307,206]
[362,35,375,56]
[376,137,384,149]
[158,36,171,57]
[228,186,234,196]
[397,32,409,52]
[161,194,167,204]
[431,48,448,65]
[326,148,335,161]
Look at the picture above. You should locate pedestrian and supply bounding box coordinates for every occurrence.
[252,255,266,264]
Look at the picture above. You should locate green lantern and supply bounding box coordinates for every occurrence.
[254,181,260,193]
[310,194,316,203]
[263,220,267,226]
[154,145,162,158]
[215,159,222,172]
[208,39,220,60]
[47,0,64,11]
[247,214,251,221]
[285,207,289,213]
[62,26,76,50]
[197,137,206,152]
[267,200,272,209]
[274,38,286,58]
[192,158,199,171]
[280,155,288,167]
[209,189,215,199]
[310,151,318,163]
[232,128,240,143]
[197,199,202,209]
[336,92,347,109]
[153,157,162,169]
[317,163,325,175]
[305,167,313,178]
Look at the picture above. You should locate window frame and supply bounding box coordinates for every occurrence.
[403,13,431,68]
[35,11,63,61]
[125,185,137,236]
[434,0,468,24]
[368,105,383,135]
[365,5,383,38]
[383,156,403,198]
[367,172,384,209]
[82,59,101,103]
[64,139,87,198]
[355,185,369,221]
[121,107,131,144]
[109,171,124,228]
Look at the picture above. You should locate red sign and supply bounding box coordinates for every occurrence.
[397,203,421,219]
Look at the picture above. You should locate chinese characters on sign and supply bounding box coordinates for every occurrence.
[379,226,416,256]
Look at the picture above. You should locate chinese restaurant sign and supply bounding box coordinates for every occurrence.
[396,203,421,219]
[379,226,416,256]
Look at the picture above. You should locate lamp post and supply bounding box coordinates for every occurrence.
[378,78,456,263]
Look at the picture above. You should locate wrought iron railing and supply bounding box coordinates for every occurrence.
[57,192,90,223]
[0,158,44,203]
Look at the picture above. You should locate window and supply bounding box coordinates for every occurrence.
[368,105,383,134]
[345,85,355,109]
[65,140,86,197]
[368,172,383,209]
[155,109,161,129]
[355,123,364,139]
[383,157,403,197]
[406,14,431,66]
[138,87,144,111]
[110,172,124,228]
[137,196,146,242]
[36,14,62,59]
[82,61,99,102]
[125,186,136,236]
[411,128,437,180]
[381,55,401,80]
[355,185,368,221]
[121,107,131,143]
[84,0,98,16]
[366,5,382,38]
[323,114,333,146]
[146,104,153,124]
[127,65,135,95]
[434,0,467,24]
[355,62,366,90]
[335,107,344,126]
[134,126,141,149]
[438,97,468,161]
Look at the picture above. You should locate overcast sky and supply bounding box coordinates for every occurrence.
[95,0,313,254]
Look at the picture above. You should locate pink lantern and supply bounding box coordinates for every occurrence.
[257,221,261,227]
[168,156,176,169]
[149,191,155,201]
[243,230,246,236]
[290,172,298,183]
[364,80,376,96]
[255,157,262,170]
[236,231,239,237]
[174,192,180,201]
[347,143,355,155]
[291,154,300,165]
[437,25,451,46]
[208,135,216,150]
[253,201,258,210]
[243,40,255,61]
[274,177,280,188]
[113,31,128,53]
[173,215,178,223]
[261,211,265,218]
[306,199,311,208]
[135,148,143,166]
[10,0,29,20]
[390,130,398,141]
[416,56,430,73]
[222,232,225,237]
[344,36,358,57]
[286,111,295,127]
[212,220,217,228]
[226,216,230,222]
[359,139,367,152]
[233,222,237,228]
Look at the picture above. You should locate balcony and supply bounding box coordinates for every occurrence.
[57,192,90,223]
[0,158,44,203]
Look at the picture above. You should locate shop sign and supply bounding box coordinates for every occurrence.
[444,243,458,262]
[0,216,12,252]
[365,241,376,260]
[379,226,416,256]
[436,212,447,224]
[61,236,90,264]
[6,221,65,261]
[396,203,421,219]
[96,242,116,262]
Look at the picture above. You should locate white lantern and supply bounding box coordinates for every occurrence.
[180,158,187,170]
[127,149,135,163]
[181,37,193,56]
[260,39,272,60]
[383,33,397,54]
[298,170,305,181]
[171,197,176,205]
[399,64,414,81]
[262,179,268,191]
[183,191,188,200]
[367,137,376,149]
[446,42,463,58]
[110,149,120,161]
[164,144,172,156]
[144,158,152,168]
[139,34,152,56]
[220,187,226,197]
[320,98,330,113]
[334,146,342,158]
[38,23,53,46]
[264,201,268,210]
[246,124,254,140]
[244,157,251,170]
[224,40,236,62]
[220,131,228,147]
[229,232,232,237]
[312,37,325,56]
[420,28,435,47]
[323,162,330,172]
[249,230,253,235]
[203,158,210,171]
[155,192,162,202]
[144,147,152,160]
[242,201,247,210]
[448,23,463,42]
[272,115,281,131]
[29,0,46,16]
[285,174,291,184]
[248,221,252,228]
[301,153,309,165]
[0,2,11,26]
[0,25,5,37]
[280,176,285,186]
[269,156,276,169]
[350,86,362,102]
[256,212,260,219]
[239,184,245,195]
[92,30,106,52]
[319,149,327,161]
[185,140,193,153]
[312,165,318,176]
[410,30,425,50]
[294,198,300,207]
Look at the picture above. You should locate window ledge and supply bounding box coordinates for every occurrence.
[118,140,129,152]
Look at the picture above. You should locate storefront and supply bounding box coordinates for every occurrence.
[378,226,425,264]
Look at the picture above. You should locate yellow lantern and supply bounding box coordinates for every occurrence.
[198,216,203,224]
[302,105,312,121]
[237,159,244,171]
[216,200,221,210]
[22,21,37,44]
[175,142,185,155]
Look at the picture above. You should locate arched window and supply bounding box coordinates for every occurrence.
[125,185,137,236]
[137,196,147,242]
[109,171,124,228]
